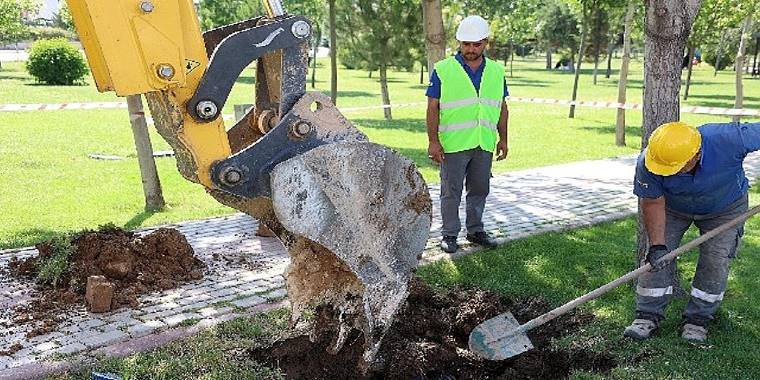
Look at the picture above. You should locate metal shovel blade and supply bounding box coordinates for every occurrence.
[468,312,533,361]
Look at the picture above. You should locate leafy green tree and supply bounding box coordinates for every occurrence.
[337,0,423,120]
[535,0,580,70]
[53,1,75,32]
[198,0,263,31]
[0,0,38,70]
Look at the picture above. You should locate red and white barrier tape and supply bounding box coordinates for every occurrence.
[1,97,758,117]
[0,101,126,112]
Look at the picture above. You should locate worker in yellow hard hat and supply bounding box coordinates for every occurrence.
[624,120,760,343]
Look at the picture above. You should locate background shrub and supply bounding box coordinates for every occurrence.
[26,38,88,85]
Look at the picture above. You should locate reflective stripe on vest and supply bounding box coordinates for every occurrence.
[435,56,504,153]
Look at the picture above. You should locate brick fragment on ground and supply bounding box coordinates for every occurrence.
[86,276,114,313]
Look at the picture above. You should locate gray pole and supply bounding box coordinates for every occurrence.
[127,94,165,211]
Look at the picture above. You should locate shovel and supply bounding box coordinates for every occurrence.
[469,204,760,361]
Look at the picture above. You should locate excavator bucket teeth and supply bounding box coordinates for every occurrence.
[270,141,432,363]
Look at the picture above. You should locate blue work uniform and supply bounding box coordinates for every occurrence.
[426,52,509,238]
[632,122,760,326]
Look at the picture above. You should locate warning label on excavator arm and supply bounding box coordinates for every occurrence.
[185,59,201,75]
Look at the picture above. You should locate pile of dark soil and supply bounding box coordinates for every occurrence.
[250,278,618,379]
[7,227,205,337]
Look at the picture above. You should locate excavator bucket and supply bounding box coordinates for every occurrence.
[271,141,432,362]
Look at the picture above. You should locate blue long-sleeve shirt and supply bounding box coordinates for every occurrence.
[634,122,760,215]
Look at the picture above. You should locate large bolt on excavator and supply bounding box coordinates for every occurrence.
[65,0,432,365]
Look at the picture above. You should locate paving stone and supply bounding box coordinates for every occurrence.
[231,295,265,309]
[261,289,287,301]
[54,342,87,355]
[0,355,11,370]
[27,332,63,345]
[78,318,107,330]
[197,306,234,318]
[81,330,128,349]
[32,341,59,353]
[162,313,202,328]
[127,320,166,338]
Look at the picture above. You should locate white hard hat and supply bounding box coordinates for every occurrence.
[456,15,490,42]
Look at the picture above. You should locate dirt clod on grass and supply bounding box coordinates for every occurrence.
[250,277,617,379]
[7,227,205,336]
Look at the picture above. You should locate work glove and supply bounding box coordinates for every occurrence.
[646,245,670,271]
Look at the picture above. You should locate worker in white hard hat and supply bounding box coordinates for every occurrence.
[426,15,510,254]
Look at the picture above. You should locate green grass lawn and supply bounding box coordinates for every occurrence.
[1,57,758,249]
[47,188,760,380]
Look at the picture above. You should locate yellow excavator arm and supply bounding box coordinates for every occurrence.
[67,0,228,188]
[66,0,433,367]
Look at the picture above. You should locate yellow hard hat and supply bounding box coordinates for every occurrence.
[645,121,702,176]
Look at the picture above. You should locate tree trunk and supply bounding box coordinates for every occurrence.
[605,31,616,78]
[311,23,321,89]
[683,45,695,100]
[616,2,635,147]
[714,32,727,77]
[379,63,392,120]
[569,8,588,118]
[328,0,338,105]
[509,41,515,77]
[568,52,575,74]
[592,11,602,85]
[593,51,600,84]
[421,0,446,73]
[420,63,425,84]
[640,0,701,274]
[734,16,753,123]
[753,36,760,77]
[546,47,552,69]
[127,95,165,212]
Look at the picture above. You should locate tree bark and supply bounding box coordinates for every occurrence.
[615,2,635,147]
[569,6,588,119]
[127,95,165,212]
[328,0,338,105]
[714,32,727,76]
[379,63,392,120]
[605,31,616,78]
[683,44,695,100]
[753,36,759,77]
[734,16,753,123]
[509,40,515,77]
[640,0,701,274]
[311,23,321,89]
[421,0,446,73]
[592,9,602,85]
[546,47,553,69]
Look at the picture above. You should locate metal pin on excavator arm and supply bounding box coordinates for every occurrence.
[65,0,431,366]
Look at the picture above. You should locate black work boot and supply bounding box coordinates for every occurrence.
[440,235,458,253]
[466,231,497,249]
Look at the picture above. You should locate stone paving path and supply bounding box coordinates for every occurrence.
[2,153,760,377]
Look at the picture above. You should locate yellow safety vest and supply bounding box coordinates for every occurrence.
[435,56,504,153]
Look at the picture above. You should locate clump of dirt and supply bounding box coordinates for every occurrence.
[250,277,617,379]
[8,227,205,335]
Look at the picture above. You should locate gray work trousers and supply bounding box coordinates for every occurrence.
[440,148,493,237]
[635,194,748,326]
